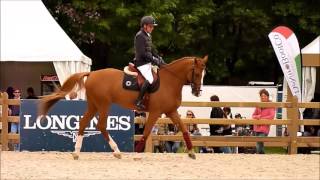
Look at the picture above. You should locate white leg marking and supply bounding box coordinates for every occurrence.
[74,135,83,154]
[109,135,120,153]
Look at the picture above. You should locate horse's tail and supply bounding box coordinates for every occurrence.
[39,72,90,116]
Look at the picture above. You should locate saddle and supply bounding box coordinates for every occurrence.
[123,63,160,93]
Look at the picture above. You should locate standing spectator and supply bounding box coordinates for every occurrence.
[252,89,275,154]
[25,87,38,99]
[209,95,231,153]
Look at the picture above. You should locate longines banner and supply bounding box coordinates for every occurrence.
[20,100,134,152]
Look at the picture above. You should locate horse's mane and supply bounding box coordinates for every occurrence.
[167,56,197,66]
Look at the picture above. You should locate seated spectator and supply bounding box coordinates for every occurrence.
[9,88,21,151]
[26,87,38,99]
[185,110,200,135]
[234,113,247,135]
[6,86,14,133]
[134,110,146,135]
[223,107,233,119]
[151,123,166,153]
[165,123,181,153]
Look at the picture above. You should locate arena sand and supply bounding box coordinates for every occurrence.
[1,151,319,180]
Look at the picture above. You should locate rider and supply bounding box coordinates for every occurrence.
[134,15,165,110]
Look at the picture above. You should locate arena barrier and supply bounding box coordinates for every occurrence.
[1,91,320,154]
[0,92,134,152]
[133,90,320,154]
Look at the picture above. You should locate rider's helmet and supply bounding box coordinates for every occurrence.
[140,16,158,27]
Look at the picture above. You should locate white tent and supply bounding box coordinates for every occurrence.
[301,36,319,102]
[0,0,91,98]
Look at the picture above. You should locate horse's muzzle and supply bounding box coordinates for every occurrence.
[192,89,202,97]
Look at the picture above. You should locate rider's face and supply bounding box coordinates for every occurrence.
[144,24,154,33]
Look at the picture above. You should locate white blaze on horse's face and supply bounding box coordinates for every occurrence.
[199,69,206,95]
[191,57,207,97]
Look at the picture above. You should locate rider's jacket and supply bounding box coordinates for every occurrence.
[134,29,158,67]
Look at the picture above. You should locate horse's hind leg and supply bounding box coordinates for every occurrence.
[96,106,122,159]
[166,111,196,159]
[72,101,97,160]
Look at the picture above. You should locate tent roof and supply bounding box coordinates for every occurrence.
[302,36,320,54]
[301,36,320,67]
[0,0,91,65]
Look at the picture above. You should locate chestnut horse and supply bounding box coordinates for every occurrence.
[40,55,208,159]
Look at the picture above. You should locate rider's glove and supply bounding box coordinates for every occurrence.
[152,56,161,67]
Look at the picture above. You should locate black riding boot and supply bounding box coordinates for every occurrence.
[135,81,150,110]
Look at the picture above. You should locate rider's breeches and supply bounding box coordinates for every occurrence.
[137,63,153,84]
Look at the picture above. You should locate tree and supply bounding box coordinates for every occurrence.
[43,0,320,85]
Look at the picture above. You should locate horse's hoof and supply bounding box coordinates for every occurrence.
[71,153,79,160]
[188,152,196,160]
[113,152,122,159]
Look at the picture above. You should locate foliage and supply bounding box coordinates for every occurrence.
[43,0,320,85]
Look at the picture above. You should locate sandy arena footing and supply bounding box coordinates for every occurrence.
[1,151,319,180]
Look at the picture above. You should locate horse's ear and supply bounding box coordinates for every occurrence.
[203,55,208,63]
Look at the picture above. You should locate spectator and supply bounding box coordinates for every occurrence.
[26,87,38,99]
[252,88,275,154]
[209,95,231,153]
[164,123,181,153]
[6,86,14,99]
[185,110,200,135]
[10,88,21,151]
[299,94,320,154]
[185,110,202,153]
[303,93,320,137]
[235,113,242,119]
[134,110,146,135]
[222,107,233,135]
[6,86,14,133]
[151,123,166,153]
[223,107,233,119]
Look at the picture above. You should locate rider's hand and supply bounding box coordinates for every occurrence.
[158,56,167,66]
[152,56,161,67]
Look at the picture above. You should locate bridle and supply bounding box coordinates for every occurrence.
[190,59,202,96]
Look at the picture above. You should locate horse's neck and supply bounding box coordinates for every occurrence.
[161,59,192,93]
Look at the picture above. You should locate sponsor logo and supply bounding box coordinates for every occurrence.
[23,115,131,142]
[126,81,132,86]
[272,34,300,95]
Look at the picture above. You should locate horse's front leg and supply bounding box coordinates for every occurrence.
[135,112,161,152]
[166,111,196,159]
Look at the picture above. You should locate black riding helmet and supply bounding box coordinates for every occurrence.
[140,16,158,27]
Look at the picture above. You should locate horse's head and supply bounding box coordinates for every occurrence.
[187,55,208,97]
